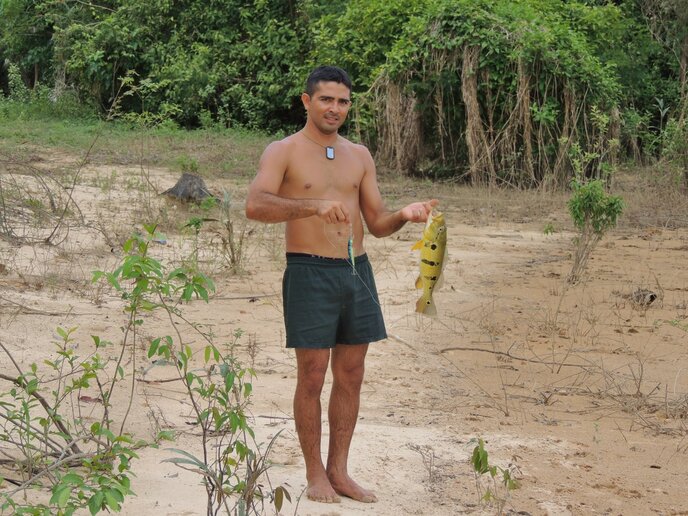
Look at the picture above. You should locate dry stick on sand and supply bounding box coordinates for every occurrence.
[439,344,589,368]
[0,295,98,317]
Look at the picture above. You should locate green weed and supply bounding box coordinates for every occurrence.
[469,438,520,514]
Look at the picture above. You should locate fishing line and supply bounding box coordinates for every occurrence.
[322,221,383,309]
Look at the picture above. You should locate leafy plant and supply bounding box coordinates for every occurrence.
[0,326,141,515]
[95,223,287,515]
[567,179,624,284]
[469,438,520,514]
[176,155,200,174]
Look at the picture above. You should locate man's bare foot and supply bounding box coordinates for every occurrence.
[328,473,378,503]
[306,477,341,503]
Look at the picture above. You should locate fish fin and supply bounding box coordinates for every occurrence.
[415,275,423,289]
[411,239,423,250]
[416,295,437,316]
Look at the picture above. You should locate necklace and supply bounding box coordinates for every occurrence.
[301,131,336,160]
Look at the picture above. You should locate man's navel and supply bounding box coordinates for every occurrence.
[304,183,312,190]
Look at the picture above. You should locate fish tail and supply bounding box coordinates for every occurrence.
[416,294,437,316]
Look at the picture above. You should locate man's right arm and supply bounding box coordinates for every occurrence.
[245,140,349,224]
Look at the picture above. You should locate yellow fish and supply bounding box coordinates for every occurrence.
[411,211,447,315]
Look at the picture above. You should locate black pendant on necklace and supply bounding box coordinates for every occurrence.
[326,146,335,160]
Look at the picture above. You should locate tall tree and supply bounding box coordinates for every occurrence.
[640,0,688,120]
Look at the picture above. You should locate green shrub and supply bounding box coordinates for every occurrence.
[567,179,624,283]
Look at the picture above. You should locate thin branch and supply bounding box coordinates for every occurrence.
[0,372,81,455]
[439,345,588,368]
[0,339,24,376]
[5,453,89,497]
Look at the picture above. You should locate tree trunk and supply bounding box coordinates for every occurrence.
[461,45,494,185]
[553,86,575,188]
[608,106,621,168]
[518,59,535,185]
[373,77,421,175]
[162,173,214,202]
[680,34,688,124]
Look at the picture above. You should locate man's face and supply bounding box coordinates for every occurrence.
[302,81,352,135]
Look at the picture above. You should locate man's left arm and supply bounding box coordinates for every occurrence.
[358,146,437,237]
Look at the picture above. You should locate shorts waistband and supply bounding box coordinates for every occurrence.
[286,252,368,266]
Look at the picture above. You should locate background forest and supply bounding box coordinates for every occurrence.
[1,0,687,185]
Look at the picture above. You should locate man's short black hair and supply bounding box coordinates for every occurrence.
[305,66,352,96]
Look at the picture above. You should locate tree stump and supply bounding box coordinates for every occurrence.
[162,173,213,202]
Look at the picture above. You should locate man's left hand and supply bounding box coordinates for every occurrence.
[401,199,439,223]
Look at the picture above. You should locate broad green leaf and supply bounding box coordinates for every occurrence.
[143,223,157,235]
[104,490,120,511]
[60,472,83,485]
[88,492,104,515]
[148,338,161,358]
[109,487,124,503]
[50,485,71,508]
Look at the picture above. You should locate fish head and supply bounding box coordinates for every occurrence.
[424,210,446,241]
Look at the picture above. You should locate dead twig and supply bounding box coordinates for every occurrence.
[439,345,588,368]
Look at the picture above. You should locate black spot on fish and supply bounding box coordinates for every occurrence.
[431,244,437,250]
[431,276,437,281]
[421,259,436,266]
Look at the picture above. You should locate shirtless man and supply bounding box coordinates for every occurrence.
[245,66,437,504]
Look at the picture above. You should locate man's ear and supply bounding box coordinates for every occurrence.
[301,92,311,111]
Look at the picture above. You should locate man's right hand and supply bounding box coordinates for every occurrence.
[316,200,349,224]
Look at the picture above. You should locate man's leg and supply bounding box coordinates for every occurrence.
[294,348,341,503]
[326,343,378,503]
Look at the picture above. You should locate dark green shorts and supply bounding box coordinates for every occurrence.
[282,253,387,349]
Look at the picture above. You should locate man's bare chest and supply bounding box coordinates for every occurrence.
[282,156,364,198]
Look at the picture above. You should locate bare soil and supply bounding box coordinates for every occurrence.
[1,151,687,516]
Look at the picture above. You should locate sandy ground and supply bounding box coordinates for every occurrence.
[1,155,687,515]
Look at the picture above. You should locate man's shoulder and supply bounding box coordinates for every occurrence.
[269,133,299,150]
[339,136,372,156]
[262,134,298,159]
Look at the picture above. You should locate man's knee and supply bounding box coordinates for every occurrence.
[296,350,330,395]
[331,354,365,387]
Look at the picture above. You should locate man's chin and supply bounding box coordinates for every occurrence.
[318,126,339,135]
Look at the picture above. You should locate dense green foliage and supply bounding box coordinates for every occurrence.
[1,0,686,185]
